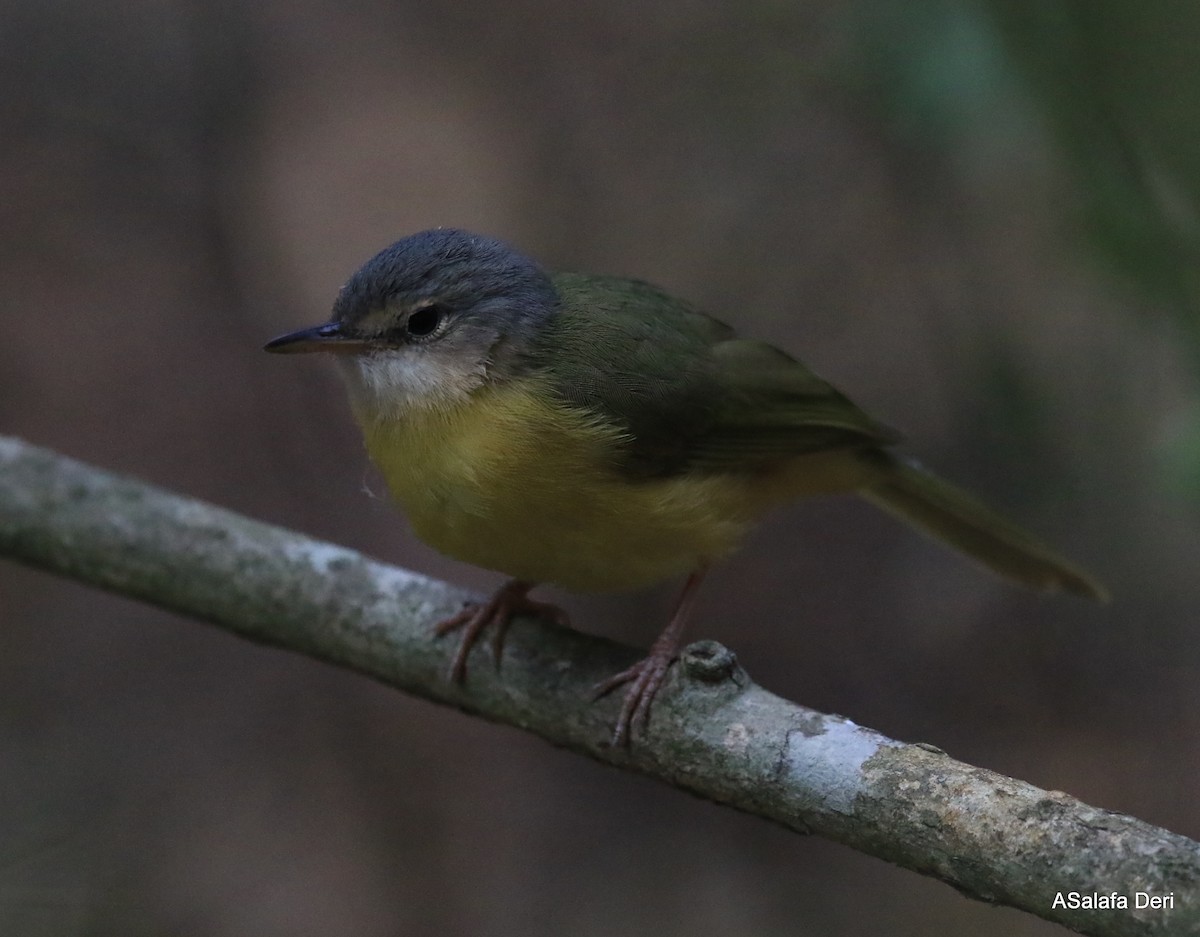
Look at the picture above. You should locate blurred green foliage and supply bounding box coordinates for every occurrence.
[991,1,1200,314]
[854,0,1200,493]
[865,0,1200,320]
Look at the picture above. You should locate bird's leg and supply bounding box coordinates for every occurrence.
[593,566,708,746]
[435,579,569,681]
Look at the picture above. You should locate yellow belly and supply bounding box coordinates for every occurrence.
[358,379,872,593]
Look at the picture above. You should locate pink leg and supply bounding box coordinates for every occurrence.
[436,579,568,682]
[593,567,708,746]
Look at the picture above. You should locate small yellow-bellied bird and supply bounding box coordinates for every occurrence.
[265,229,1106,744]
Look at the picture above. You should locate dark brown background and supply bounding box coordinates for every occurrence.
[2,1,1198,934]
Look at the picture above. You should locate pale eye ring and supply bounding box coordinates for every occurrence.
[406,303,449,338]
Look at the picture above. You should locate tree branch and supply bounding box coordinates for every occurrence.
[0,435,1194,936]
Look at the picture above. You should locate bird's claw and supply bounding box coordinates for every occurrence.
[593,651,676,747]
[435,580,567,681]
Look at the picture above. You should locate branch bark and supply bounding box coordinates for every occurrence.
[0,435,1195,936]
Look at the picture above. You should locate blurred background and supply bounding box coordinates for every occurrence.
[2,0,1198,933]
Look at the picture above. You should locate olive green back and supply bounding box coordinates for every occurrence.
[534,273,898,478]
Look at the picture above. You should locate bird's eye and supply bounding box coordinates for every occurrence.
[406,303,448,338]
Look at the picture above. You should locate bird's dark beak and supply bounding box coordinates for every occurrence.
[263,322,369,355]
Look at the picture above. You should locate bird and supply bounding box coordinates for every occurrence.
[265,228,1107,745]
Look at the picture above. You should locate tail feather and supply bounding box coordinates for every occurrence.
[860,456,1108,601]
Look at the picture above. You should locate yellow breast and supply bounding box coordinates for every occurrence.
[357,379,762,592]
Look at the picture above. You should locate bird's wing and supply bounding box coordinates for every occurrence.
[540,274,898,478]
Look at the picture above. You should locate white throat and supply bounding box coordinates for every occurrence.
[337,347,487,421]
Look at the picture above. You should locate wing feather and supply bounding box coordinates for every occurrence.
[536,273,897,477]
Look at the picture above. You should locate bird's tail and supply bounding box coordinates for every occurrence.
[860,455,1108,601]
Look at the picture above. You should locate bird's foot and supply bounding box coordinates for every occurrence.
[436,579,568,681]
[591,566,708,746]
[592,645,678,747]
